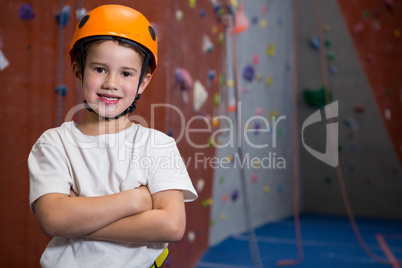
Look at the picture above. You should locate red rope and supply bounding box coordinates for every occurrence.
[276,0,304,265]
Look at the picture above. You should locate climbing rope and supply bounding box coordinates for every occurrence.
[222,3,264,267]
[276,0,304,266]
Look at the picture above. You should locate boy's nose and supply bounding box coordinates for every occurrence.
[103,73,119,90]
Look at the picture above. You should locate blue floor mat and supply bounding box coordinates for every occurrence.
[197,214,402,268]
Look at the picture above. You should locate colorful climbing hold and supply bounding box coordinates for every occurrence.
[328,64,337,74]
[176,10,184,21]
[254,122,261,135]
[222,194,229,202]
[256,73,262,82]
[261,5,268,14]
[303,86,332,108]
[207,138,214,148]
[208,70,217,82]
[344,117,358,130]
[263,186,270,193]
[213,93,220,107]
[200,10,206,17]
[197,179,205,192]
[202,34,214,53]
[310,36,321,50]
[194,80,208,112]
[251,173,258,182]
[189,0,196,8]
[231,190,239,201]
[252,158,261,167]
[188,231,196,242]
[19,4,35,20]
[270,110,278,119]
[352,22,364,35]
[259,19,267,29]
[253,54,260,65]
[265,76,272,86]
[243,65,255,82]
[267,43,276,56]
[0,50,10,71]
[354,105,365,113]
[327,52,335,61]
[212,117,219,128]
[75,8,87,21]
[219,176,225,184]
[55,85,68,97]
[56,5,71,27]
[202,198,213,207]
[234,3,249,34]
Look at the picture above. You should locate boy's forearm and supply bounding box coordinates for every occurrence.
[85,190,186,243]
[86,209,185,243]
[34,187,152,237]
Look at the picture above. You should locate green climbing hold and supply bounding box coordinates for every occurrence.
[213,93,220,107]
[303,86,333,108]
[327,52,335,60]
[324,38,332,47]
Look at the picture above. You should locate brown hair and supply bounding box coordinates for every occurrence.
[72,39,152,79]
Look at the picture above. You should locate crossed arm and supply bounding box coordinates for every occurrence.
[34,187,186,243]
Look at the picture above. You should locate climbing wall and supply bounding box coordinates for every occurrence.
[337,0,402,165]
[208,0,296,246]
[297,0,402,218]
[0,1,223,267]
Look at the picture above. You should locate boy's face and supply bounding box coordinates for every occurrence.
[75,40,150,118]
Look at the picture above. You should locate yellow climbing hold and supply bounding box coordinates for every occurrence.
[265,76,272,86]
[267,43,276,56]
[260,19,267,29]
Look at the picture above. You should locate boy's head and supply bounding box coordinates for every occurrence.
[69,5,158,119]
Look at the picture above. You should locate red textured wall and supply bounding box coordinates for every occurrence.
[337,0,402,164]
[0,1,222,267]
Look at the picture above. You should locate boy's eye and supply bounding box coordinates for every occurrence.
[95,67,105,73]
[122,72,132,77]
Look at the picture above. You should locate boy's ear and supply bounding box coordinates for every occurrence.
[138,73,152,94]
[72,62,82,84]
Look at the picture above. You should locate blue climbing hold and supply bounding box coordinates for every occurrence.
[243,65,255,82]
[55,85,67,97]
[310,36,321,50]
[19,4,35,20]
[56,5,71,27]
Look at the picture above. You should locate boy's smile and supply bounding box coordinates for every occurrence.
[79,40,146,119]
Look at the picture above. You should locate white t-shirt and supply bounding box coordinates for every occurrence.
[28,121,198,268]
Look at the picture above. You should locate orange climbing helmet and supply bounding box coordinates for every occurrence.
[69,4,158,74]
[69,5,158,119]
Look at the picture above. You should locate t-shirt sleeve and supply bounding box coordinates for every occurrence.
[28,142,73,214]
[146,136,198,202]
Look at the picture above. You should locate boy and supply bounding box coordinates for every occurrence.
[28,5,198,268]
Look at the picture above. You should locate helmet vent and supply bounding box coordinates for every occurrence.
[148,26,156,41]
[79,15,90,28]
